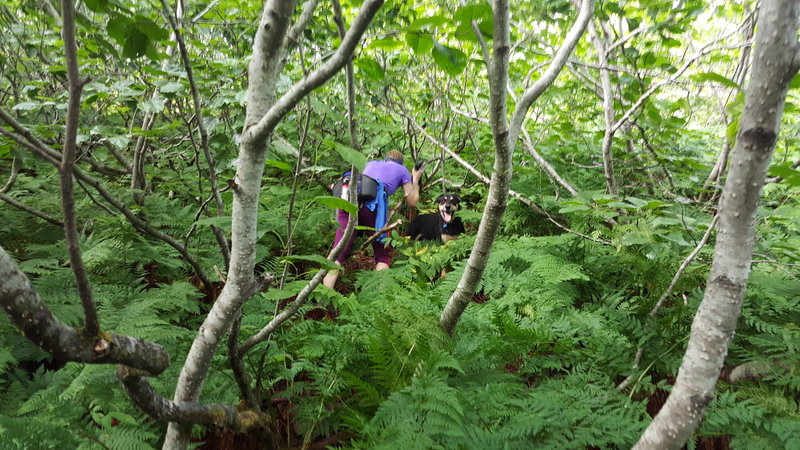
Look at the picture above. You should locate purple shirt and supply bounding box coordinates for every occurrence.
[363,160,412,195]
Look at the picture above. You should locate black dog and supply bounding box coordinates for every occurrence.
[408,194,465,243]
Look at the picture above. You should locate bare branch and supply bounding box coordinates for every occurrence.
[244,0,384,146]
[117,365,267,429]
[60,0,98,336]
[159,0,230,268]
[0,246,169,375]
[0,193,64,227]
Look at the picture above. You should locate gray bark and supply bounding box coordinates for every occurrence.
[163,1,382,448]
[635,1,800,448]
[0,246,169,375]
[439,0,594,335]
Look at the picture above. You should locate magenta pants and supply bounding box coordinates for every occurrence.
[331,208,392,265]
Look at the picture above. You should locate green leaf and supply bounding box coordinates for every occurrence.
[84,0,109,13]
[106,16,130,45]
[329,141,367,172]
[652,217,682,227]
[405,32,434,55]
[692,72,741,91]
[159,81,184,93]
[559,203,591,213]
[431,41,467,76]
[314,196,358,215]
[261,280,309,300]
[194,215,232,231]
[11,102,40,111]
[266,159,292,173]
[123,28,149,58]
[368,38,402,51]
[134,16,169,41]
[726,118,740,146]
[355,57,385,81]
[768,163,800,186]
[280,254,340,271]
[407,16,448,31]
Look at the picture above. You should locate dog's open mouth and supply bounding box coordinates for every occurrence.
[440,209,454,223]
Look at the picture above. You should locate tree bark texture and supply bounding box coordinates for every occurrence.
[635,2,800,448]
[0,246,169,375]
[440,0,594,336]
[164,1,382,448]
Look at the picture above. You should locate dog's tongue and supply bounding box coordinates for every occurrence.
[442,211,453,223]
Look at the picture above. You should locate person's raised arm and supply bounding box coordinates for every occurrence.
[402,166,423,207]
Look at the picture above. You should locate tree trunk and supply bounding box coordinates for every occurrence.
[163,1,383,447]
[440,0,594,335]
[634,1,800,448]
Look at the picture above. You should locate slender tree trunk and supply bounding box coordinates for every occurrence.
[163,1,383,447]
[588,21,618,195]
[440,0,594,335]
[635,2,800,448]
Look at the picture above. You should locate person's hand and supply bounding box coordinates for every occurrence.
[412,160,425,181]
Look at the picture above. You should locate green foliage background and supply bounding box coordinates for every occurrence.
[1,0,800,448]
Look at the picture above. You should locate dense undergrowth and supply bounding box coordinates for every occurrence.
[1,160,799,449]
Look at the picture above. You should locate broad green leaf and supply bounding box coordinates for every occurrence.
[692,72,741,91]
[123,29,149,58]
[261,280,309,300]
[368,38,402,50]
[768,163,800,186]
[281,254,340,271]
[726,118,740,146]
[431,41,467,76]
[12,102,40,111]
[355,58,384,81]
[107,16,131,45]
[159,81,184,93]
[329,141,367,172]
[314,196,358,215]
[133,16,170,41]
[405,32,434,55]
[652,217,682,227]
[84,0,109,13]
[194,215,232,231]
[559,203,591,213]
[408,16,448,31]
[621,233,650,246]
[266,159,292,173]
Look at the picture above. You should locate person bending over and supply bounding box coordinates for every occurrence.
[323,150,422,289]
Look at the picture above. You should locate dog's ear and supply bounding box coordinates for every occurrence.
[452,194,462,204]
[435,194,446,204]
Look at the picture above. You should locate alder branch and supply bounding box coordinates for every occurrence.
[244,0,383,145]
[1,157,18,193]
[0,107,211,287]
[358,219,402,251]
[160,0,230,268]
[236,207,357,356]
[117,365,266,429]
[0,193,64,227]
[508,0,594,145]
[285,0,320,52]
[0,246,169,375]
[60,0,98,336]
[617,214,719,391]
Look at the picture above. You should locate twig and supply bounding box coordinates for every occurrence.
[358,219,403,251]
[617,214,719,391]
[160,0,230,268]
[1,157,19,193]
[0,193,64,227]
